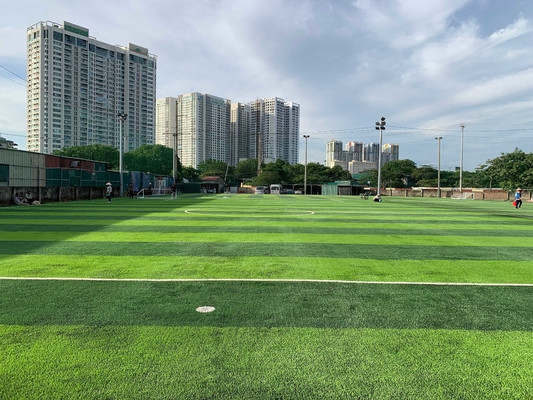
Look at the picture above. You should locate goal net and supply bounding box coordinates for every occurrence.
[451,192,474,200]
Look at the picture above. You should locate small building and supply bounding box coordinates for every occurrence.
[201,176,225,193]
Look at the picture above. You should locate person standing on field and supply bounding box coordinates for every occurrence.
[515,188,522,209]
[105,182,113,203]
[128,182,134,199]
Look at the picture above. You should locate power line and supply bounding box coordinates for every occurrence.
[0,72,26,88]
[0,64,26,82]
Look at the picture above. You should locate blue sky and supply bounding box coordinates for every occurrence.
[1,0,533,171]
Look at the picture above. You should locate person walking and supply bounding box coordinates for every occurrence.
[171,183,177,199]
[105,182,113,203]
[514,188,522,209]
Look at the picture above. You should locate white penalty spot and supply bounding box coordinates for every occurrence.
[196,306,215,313]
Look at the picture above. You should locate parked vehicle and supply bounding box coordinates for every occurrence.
[255,186,266,194]
[270,184,282,194]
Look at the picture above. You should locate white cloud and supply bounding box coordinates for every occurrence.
[1,0,533,168]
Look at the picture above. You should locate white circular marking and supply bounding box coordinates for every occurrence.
[196,306,215,313]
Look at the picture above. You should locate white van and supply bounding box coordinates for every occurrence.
[255,186,266,194]
[270,184,282,194]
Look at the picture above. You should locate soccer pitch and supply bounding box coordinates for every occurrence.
[1,194,533,399]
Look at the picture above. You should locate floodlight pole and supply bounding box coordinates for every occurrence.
[435,137,442,198]
[375,117,386,195]
[459,124,464,192]
[172,130,178,184]
[117,113,127,197]
[303,135,310,195]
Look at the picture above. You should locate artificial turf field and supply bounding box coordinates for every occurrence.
[1,194,533,399]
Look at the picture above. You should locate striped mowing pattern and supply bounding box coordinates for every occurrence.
[2,195,533,399]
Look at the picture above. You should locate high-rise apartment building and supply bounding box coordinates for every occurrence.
[250,98,299,165]
[326,140,344,167]
[176,93,231,168]
[363,143,380,163]
[382,143,399,164]
[230,102,252,167]
[156,94,299,168]
[26,21,156,154]
[155,97,177,148]
[345,141,363,162]
[328,140,399,174]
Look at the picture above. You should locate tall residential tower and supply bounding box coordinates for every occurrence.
[176,93,231,168]
[250,98,299,165]
[26,21,157,154]
[155,97,177,148]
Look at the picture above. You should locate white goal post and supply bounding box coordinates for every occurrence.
[451,192,474,200]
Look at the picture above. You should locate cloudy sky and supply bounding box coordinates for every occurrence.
[1,0,533,171]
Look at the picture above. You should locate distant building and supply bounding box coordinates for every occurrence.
[156,94,299,168]
[155,97,177,148]
[230,102,252,167]
[363,143,380,163]
[0,136,18,149]
[26,21,156,154]
[175,93,231,168]
[349,160,377,174]
[345,141,363,162]
[326,140,344,167]
[327,139,399,173]
[382,143,399,163]
[250,97,299,165]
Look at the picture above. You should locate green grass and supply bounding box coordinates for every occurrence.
[1,194,533,399]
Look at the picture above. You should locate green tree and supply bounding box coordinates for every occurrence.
[53,144,119,169]
[123,145,174,175]
[262,159,290,183]
[481,149,533,191]
[325,165,352,182]
[235,159,258,180]
[412,165,438,187]
[197,159,231,179]
[380,159,417,188]
[251,170,282,186]
[181,166,200,182]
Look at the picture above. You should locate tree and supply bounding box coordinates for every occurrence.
[482,148,533,191]
[181,166,200,182]
[412,165,437,187]
[251,170,282,186]
[262,159,290,183]
[123,145,174,175]
[53,144,119,169]
[325,165,352,182]
[380,159,417,188]
[197,159,231,179]
[235,158,258,180]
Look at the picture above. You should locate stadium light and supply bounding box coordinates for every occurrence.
[303,135,310,195]
[435,137,442,198]
[375,117,386,195]
[117,113,127,197]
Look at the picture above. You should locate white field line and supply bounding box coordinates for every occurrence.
[0,277,532,287]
